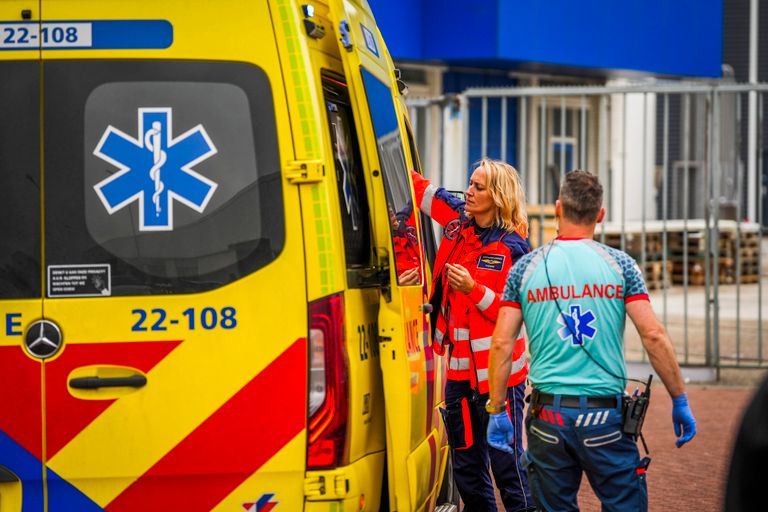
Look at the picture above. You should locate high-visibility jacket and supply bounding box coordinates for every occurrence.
[411,171,529,394]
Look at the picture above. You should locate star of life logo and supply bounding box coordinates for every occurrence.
[557,304,597,346]
[93,107,218,231]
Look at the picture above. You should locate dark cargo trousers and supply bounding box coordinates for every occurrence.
[444,379,534,512]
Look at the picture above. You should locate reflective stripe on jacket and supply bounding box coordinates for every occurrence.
[411,170,530,393]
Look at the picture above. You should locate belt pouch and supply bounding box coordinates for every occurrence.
[439,396,474,450]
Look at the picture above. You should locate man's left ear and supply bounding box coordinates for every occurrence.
[596,207,606,224]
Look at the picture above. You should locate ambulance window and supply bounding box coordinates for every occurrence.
[0,61,41,298]
[43,61,283,296]
[322,74,372,269]
[403,120,436,271]
[360,68,423,286]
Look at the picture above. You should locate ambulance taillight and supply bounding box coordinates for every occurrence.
[306,293,349,469]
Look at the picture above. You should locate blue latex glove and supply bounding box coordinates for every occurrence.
[487,411,515,454]
[672,393,697,448]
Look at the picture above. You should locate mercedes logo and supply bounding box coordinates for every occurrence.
[24,320,63,359]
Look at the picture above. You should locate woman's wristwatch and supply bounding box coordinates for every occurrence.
[485,398,507,414]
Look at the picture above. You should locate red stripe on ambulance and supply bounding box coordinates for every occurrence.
[106,338,307,512]
[0,340,181,461]
[0,346,43,459]
[46,340,182,458]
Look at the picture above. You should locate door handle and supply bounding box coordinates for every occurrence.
[69,375,147,389]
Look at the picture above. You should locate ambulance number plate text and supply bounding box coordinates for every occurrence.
[1,22,92,49]
[132,307,238,332]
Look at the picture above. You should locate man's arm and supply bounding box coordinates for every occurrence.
[486,305,524,454]
[626,299,697,447]
[488,306,523,409]
[626,300,684,397]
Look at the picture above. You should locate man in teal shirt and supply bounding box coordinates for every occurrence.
[486,171,696,511]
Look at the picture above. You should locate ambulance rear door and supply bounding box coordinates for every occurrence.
[0,4,45,511]
[326,1,439,510]
[37,2,309,511]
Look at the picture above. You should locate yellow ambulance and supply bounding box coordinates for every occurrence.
[0,0,457,510]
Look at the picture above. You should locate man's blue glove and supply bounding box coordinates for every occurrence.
[487,411,515,454]
[672,392,697,448]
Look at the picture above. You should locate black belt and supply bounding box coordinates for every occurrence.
[532,390,617,409]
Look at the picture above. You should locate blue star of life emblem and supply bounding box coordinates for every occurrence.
[93,107,218,231]
[557,304,597,346]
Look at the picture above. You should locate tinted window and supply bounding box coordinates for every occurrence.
[43,61,283,296]
[0,61,41,299]
[404,119,436,271]
[323,75,372,269]
[360,68,422,285]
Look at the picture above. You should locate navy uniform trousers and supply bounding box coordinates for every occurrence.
[445,379,534,512]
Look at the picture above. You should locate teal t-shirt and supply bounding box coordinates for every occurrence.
[501,238,649,395]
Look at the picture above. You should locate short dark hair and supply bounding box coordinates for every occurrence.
[559,170,603,224]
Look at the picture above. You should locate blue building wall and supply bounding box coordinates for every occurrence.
[369,0,423,59]
[443,72,518,169]
[370,0,723,78]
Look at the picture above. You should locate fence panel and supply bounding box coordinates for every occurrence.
[407,82,768,372]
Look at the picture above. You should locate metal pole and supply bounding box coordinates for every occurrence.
[560,96,566,177]
[621,93,627,253]
[539,97,547,246]
[599,95,608,242]
[580,95,587,170]
[520,97,528,191]
[663,93,670,327]
[748,0,759,221]
[736,92,743,363]
[641,93,648,273]
[481,96,488,159]
[710,90,721,370]
[758,92,764,361]
[461,95,470,179]
[641,93,648,364]
[501,97,508,163]
[683,93,691,363]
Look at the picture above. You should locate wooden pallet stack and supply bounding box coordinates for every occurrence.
[667,229,727,285]
[596,230,673,289]
[596,220,762,286]
[667,223,763,285]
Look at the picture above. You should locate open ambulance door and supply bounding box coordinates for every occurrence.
[0,4,45,511]
[326,1,440,510]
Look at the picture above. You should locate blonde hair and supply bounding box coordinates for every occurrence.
[474,158,528,238]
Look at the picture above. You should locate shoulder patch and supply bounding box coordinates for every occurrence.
[444,218,462,241]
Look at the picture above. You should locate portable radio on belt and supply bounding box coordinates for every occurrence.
[622,375,652,437]
[542,240,652,447]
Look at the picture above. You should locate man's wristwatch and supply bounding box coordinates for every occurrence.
[485,398,507,414]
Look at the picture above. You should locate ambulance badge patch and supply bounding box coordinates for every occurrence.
[93,107,218,231]
[477,254,504,271]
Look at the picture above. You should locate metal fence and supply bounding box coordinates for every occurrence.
[407,82,768,374]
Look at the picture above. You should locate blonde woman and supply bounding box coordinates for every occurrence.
[411,159,534,511]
